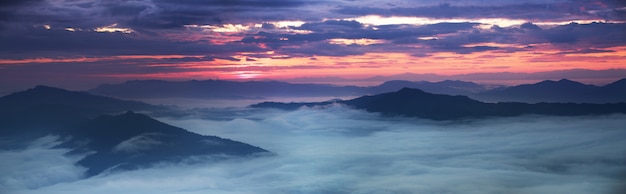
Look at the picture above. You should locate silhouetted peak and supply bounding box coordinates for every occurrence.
[604,78,626,88]
[396,87,427,94]
[382,80,414,84]
[1,85,78,101]
[534,79,585,87]
[557,79,577,83]
[33,85,65,90]
[27,85,73,94]
[439,80,465,84]
[95,111,152,122]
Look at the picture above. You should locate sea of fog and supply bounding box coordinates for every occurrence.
[2,104,626,194]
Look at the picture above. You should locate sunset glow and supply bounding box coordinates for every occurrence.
[1,0,625,92]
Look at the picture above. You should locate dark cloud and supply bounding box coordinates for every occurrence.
[0,0,44,19]
[0,27,265,59]
[0,0,44,7]
[557,48,616,54]
[520,22,542,30]
[523,22,626,48]
[422,22,626,54]
[234,20,626,57]
[120,0,319,29]
[240,21,480,56]
[0,0,318,33]
[335,2,621,21]
[153,0,312,8]
[298,20,364,32]
[278,42,367,57]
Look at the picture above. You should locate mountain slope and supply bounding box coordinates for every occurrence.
[62,111,268,176]
[0,85,163,113]
[89,79,487,99]
[473,79,626,103]
[0,85,168,139]
[368,80,486,96]
[0,86,270,177]
[345,88,487,120]
[252,88,626,120]
[90,80,364,99]
[90,78,625,103]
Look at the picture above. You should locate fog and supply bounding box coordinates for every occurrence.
[3,104,626,194]
[132,96,357,109]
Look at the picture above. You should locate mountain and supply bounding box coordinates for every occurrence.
[89,79,487,99]
[0,85,168,139]
[473,79,626,103]
[368,80,487,95]
[0,86,270,177]
[89,80,363,99]
[0,85,162,113]
[90,78,626,103]
[252,88,626,120]
[603,78,626,94]
[362,69,626,84]
[344,88,488,120]
[61,111,268,176]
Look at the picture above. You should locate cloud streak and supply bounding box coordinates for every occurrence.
[4,105,626,193]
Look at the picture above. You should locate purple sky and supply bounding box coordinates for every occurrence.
[1,0,625,93]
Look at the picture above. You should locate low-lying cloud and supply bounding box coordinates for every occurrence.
[0,135,86,191]
[3,105,626,194]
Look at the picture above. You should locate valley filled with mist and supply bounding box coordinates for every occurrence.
[1,81,626,194]
[3,105,626,194]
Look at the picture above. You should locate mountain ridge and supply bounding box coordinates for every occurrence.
[252,88,626,120]
[474,78,626,103]
[63,111,269,176]
[88,78,626,103]
[0,86,270,177]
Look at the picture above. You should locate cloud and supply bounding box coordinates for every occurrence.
[0,135,86,190]
[334,1,625,21]
[4,105,626,193]
[113,133,163,153]
[0,27,265,59]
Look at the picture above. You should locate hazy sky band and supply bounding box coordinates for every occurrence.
[1,0,625,90]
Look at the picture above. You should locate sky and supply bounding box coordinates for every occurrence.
[2,106,626,193]
[1,0,626,92]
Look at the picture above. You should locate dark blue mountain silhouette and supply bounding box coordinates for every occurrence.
[369,80,486,95]
[252,88,626,120]
[62,111,268,176]
[90,80,363,99]
[90,78,626,103]
[474,78,626,103]
[0,85,167,139]
[0,86,269,176]
[88,79,486,99]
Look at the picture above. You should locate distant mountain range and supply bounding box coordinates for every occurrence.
[89,79,487,99]
[90,80,363,99]
[471,78,626,103]
[0,86,269,177]
[284,69,626,84]
[89,78,626,103]
[252,88,626,120]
